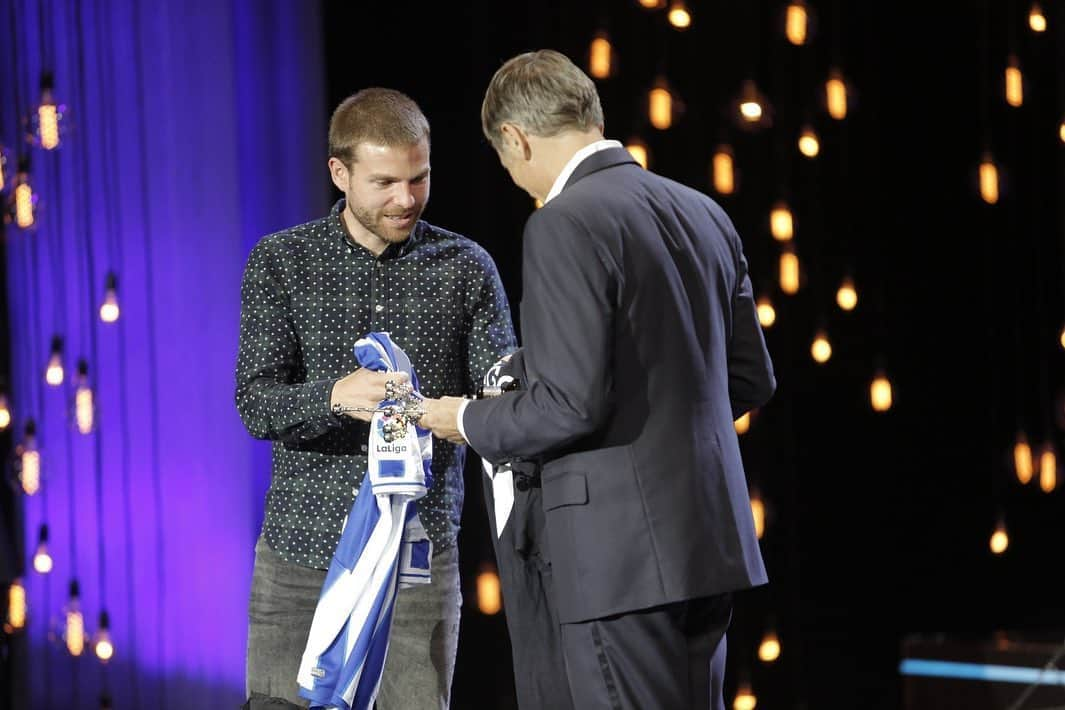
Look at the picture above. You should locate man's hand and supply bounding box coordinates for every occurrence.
[330,369,409,422]
[419,396,468,445]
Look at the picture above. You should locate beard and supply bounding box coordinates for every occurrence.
[348,200,424,244]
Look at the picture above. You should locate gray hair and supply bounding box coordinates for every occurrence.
[481,49,604,149]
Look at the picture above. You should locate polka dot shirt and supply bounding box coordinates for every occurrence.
[235,199,517,570]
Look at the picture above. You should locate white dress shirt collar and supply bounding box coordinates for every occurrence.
[544,138,623,204]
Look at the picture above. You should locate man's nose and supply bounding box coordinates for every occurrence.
[394,183,417,208]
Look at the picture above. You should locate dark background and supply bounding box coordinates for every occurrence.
[321,1,1065,708]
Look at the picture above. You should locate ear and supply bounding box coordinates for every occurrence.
[327,157,350,192]
[499,123,532,162]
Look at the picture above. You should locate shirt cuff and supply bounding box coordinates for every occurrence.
[456,399,472,443]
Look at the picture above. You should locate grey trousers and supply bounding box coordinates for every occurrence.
[245,535,461,709]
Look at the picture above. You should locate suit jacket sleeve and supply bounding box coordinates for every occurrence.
[726,232,776,418]
[462,207,615,463]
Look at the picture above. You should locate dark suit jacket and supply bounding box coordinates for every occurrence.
[464,146,775,624]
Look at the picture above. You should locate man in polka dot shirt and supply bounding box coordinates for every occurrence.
[236,88,516,709]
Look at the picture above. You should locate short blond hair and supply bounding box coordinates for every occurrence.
[329,88,430,166]
[481,50,604,149]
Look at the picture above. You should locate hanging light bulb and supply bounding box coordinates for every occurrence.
[733,682,757,710]
[798,124,820,157]
[870,370,893,412]
[638,0,665,8]
[5,578,27,632]
[94,610,114,662]
[66,581,86,656]
[1059,324,1065,350]
[33,525,53,574]
[75,359,95,434]
[1039,444,1057,493]
[989,520,1009,555]
[837,277,858,311]
[667,0,691,29]
[46,336,65,385]
[749,492,765,539]
[0,391,10,431]
[756,295,776,328]
[770,201,794,241]
[810,330,832,364]
[30,73,66,150]
[1029,3,1047,32]
[758,629,781,662]
[476,564,502,614]
[0,144,9,193]
[1005,55,1023,107]
[99,272,120,323]
[625,137,649,169]
[712,145,735,195]
[588,32,613,80]
[1014,432,1034,484]
[825,69,848,120]
[18,420,41,495]
[779,247,800,295]
[8,158,37,229]
[734,411,751,435]
[1059,117,1065,144]
[785,1,808,45]
[978,153,999,205]
[737,80,770,127]
[649,78,674,130]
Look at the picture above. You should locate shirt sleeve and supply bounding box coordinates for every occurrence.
[234,239,346,442]
[463,247,518,393]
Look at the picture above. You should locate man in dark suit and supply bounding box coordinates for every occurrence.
[420,49,775,709]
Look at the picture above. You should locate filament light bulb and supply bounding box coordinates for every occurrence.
[588,33,612,79]
[1014,433,1034,484]
[477,566,501,615]
[625,138,649,169]
[756,296,776,328]
[798,125,819,157]
[826,69,848,120]
[990,521,1009,554]
[811,330,832,364]
[758,630,781,662]
[668,1,691,29]
[0,393,10,430]
[46,336,64,386]
[871,372,893,412]
[712,146,735,195]
[837,277,858,311]
[75,360,94,434]
[6,579,27,632]
[785,1,808,45]
[33,525,52,574]
[94,611,114,662]
[100,273,120,323]
[649,81,673,130]
[770,202,793,241]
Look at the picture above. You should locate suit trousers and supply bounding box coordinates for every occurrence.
[483,462,575,710]
[244,535,460,709]
[559,593,732,710]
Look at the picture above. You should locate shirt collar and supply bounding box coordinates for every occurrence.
[330,199,421,259]
[544,139,624,204]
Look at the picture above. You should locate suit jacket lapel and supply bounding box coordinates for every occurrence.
[561,147,639,192]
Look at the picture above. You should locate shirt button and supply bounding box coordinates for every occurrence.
[374,304,384,313]
[361,444,368,453]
